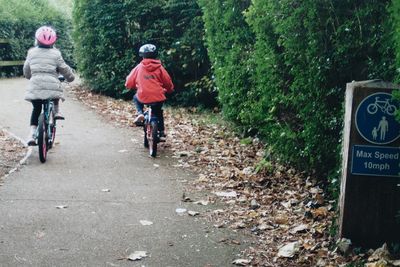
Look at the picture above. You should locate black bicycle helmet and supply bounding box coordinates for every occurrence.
[139,44,157,59]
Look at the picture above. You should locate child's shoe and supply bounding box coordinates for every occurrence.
[27,126,37,146]
[159,131,166,142]
[133,114,145,126]
[54,112,65,120]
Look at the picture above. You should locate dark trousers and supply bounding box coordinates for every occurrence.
[30,99,59,126]
[133,94,165,132]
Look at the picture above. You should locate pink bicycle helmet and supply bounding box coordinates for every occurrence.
[35,26,57,46]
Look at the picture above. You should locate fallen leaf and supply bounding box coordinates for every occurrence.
[214,191,237,198]
[365,259,390,267]
[175,208,187,215]
[194,200,209,206]
[290,224,309,234]
[242,167,254,175]
[198,174,208,182]
[139,220,153,226]
[188,210,200,216]
[231,239,241,245]
[274,215,289,225]
[128,251,147,261]
[232,259,251,266]
[368,243,391,262]
[392,260,400,266]
[312,207,328,219]
[277,241,300,258]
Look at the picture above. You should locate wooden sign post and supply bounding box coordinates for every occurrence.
[339,80,400,247]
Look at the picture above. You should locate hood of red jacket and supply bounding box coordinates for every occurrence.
[141,59,162,72]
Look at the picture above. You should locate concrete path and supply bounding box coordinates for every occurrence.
[0,78,245,267]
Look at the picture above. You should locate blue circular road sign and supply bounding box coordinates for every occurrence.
[355,92,400,145]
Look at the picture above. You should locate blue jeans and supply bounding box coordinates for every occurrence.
[133,94,165,132]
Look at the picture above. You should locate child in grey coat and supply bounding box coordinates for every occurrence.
[23,26,74,146]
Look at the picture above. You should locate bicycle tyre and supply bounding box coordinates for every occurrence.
[37,114,48,163]
[149,121,158,157]
[144,124,149,148]
[386,104,397,116]
[367,104,378,114]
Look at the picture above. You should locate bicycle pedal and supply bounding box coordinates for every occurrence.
[27,140,37,146]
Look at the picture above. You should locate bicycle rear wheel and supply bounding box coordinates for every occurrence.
[37,114,48,163]
[148,121,158,157]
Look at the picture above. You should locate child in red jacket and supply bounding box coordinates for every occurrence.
[125,44,174,138]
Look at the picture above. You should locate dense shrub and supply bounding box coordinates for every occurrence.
[73,0,131,97]
[391,0,400,121]
[201,0,396,176]
[162,0,216,107]
[198,0,254,121]
[73,0,215,106]
[0,0,74,77]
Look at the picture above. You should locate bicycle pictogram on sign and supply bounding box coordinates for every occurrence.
[367,97,397,116]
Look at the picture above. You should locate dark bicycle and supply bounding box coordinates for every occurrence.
[35,76,65,163]
[142,105,165,157]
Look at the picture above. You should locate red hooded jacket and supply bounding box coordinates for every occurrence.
[125,59,174,104]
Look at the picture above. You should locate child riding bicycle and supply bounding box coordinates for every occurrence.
[23,26,75,146]
[125,44,174,139]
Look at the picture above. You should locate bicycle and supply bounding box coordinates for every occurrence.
[35,76,65,163]
[141,105,165,158]
[367,97,397,115]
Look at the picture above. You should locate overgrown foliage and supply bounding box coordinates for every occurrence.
[73,0,214,105]
[0,0,73,77]
[200,0,396,177]
[391,0,400,121]
[198,0,254,121]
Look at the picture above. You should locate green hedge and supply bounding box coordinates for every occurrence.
[392,0,400,121]
[0,0,74,77]
[198,0,254,120]
[200,0,396,177]
[73,0,214,106]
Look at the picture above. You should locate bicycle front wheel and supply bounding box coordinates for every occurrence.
[37,114,48,163]
[144,124,149,148]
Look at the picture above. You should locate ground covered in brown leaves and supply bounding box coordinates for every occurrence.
[69,85,397,267]
[0,130,27,183]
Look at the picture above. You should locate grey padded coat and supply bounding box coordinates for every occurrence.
[23,47,75,101]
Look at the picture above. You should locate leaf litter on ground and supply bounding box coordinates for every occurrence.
[70,84,395,266]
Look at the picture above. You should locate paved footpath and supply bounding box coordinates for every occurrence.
[0,78,245,267]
